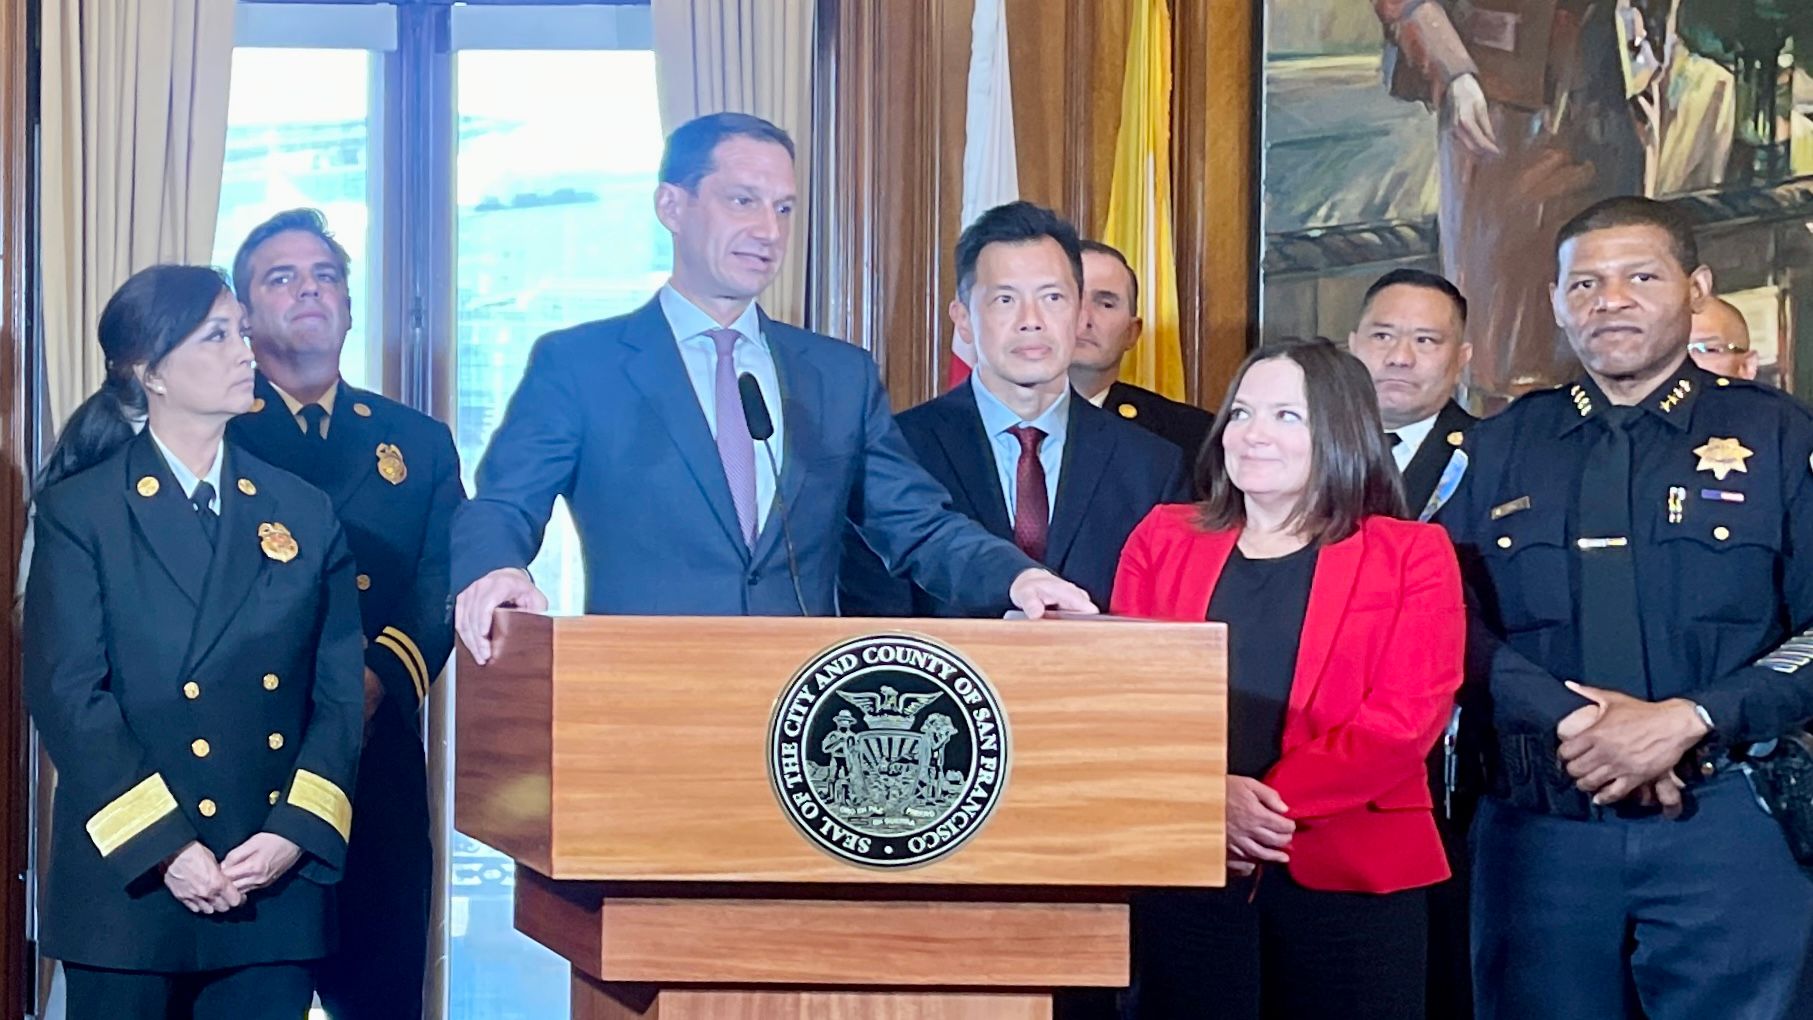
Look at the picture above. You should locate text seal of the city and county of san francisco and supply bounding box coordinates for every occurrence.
[767,632,1011,868]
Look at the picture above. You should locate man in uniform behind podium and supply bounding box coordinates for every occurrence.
[227,209,464,1020]
[1347,266,1479,1020]
[1066,241,1212,460]
[451,113,1093,659]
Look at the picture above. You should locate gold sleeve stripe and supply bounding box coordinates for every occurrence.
[376,632,428,701]
[383,626,430,689]
[380,626,431,699]
[288,769,353,841]
[87,773,178,857]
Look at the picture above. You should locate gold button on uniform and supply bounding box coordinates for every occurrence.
[1701,760,1717,777]
[353,402,373,417]
[1713,526,1731,542]
[356,574,371,591]
[263,673,280,691]
[183,682,200,700]
[237,478,257,496]
[1117,403,1138,420]
[198,799,217,817]
[191,739,210,758]
[269,790,280,805]
[268,733,285,750]
[1497,536,1513,549]
[136,476,159,498]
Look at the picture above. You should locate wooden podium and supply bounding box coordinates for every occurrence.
[455,613,1226,1019]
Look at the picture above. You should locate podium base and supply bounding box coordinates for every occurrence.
[573,972,1052,1020]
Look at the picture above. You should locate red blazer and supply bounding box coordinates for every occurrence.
[1111,505,1464,894]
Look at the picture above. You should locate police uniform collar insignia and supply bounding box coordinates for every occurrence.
[353,402,373,417]
[249,397,266,413]
[136,476,160,497]
[1570,384,1594,418]
[1117,403,1138,419]
[1657,377,1693,414]
[376,443,407,485]
[236,478,257,496]
[259,522,299,562]
[1694,437,1753,481]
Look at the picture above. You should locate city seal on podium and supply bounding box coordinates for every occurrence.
[767,633,1010,868]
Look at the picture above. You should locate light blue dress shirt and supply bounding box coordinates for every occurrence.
[148,428,224,513]
[969,376,1068,522]
[658,284,784,536]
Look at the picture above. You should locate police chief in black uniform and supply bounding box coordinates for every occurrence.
[24,265,364,1018]
[1445,197,1813,1019]
[226,209,464,1020]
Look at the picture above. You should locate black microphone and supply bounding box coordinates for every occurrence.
[738,373,807,616]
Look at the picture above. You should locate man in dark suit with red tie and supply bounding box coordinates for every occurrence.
[839,203,1188,622]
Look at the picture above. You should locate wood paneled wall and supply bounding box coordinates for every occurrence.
[0,0,31,1012]
[809,0,1255,411]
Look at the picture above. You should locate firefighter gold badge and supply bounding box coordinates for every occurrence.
[259,522,299,563]
[376,443,407,485]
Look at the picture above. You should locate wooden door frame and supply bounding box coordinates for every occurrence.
[1,0,37,1014]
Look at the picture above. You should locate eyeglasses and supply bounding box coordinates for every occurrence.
[1688,341,1751,355]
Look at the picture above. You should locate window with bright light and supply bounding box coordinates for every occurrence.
[214,41,384,389]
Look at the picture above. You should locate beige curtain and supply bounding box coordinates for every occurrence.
[652,0,815,327]
[40,0,236,432]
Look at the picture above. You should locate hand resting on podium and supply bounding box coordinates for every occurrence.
[456,567,549,665]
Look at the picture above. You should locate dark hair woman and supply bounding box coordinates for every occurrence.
[1112,337,1464,1019]
[24,265,364,1018]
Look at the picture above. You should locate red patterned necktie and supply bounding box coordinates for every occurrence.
[1008,424,1048,562]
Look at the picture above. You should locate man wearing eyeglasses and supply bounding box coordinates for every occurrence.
[1688,297,1757,381]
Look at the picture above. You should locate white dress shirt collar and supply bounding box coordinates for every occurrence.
[1388,410,1441,472]
[147,428,225,512]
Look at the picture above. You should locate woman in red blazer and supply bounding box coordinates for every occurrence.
[1112,337,1464,1020]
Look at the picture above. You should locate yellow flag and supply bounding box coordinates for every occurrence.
[1100,0,1185,401]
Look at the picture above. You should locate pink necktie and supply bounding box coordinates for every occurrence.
[708,328,757,547]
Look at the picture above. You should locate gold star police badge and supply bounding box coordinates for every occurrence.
[1693,437,1753,481]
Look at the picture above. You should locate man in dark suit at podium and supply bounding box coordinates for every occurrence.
[1348,266,1479,1020]
[1067,241,1212,460]
[840,204,1188,618]
[451,114,1094,661]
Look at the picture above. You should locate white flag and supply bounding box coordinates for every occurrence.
[951,0,1019,386]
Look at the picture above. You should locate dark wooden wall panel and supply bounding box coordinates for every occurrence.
[812,0,1255,410]
[1177,0,1257,408]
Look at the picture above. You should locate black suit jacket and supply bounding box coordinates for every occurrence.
[229,375,465,728]
[839,386,1190,617]
[1103,381,1214,466]
[1399,400,1480,519]
[24,433,364,971]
